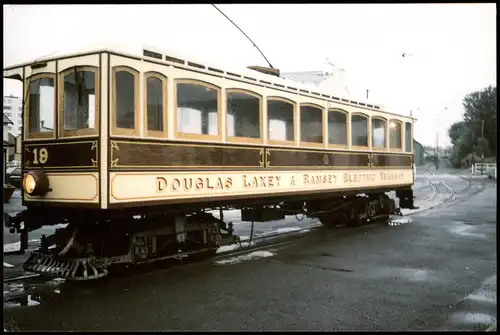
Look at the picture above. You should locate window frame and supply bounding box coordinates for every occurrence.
[327,108,349,149]
[24,72,57,140]
[389,119,403,151]
[143,72,168,139]
[111,66,140,137]
[225,88,263,144]
[371,116,387,151]
[174,79,222,142]
[58,66,100,138]
[266,96,297,146]
[299,103,325,148]
[350,112,369,150]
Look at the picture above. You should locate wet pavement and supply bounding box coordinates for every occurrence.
[3,171,496,331]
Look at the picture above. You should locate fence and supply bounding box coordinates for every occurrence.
[471,163,497,179]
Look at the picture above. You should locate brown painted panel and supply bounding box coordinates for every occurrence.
[24,140,99,170]
[268,149,369,168]
[372,154,412,167]
[110,140,261,169]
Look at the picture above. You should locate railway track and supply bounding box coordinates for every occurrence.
[422,166,457,204]
[420,166,490,210]
[404,166,479,216]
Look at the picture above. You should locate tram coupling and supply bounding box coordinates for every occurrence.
[4,211,25,233]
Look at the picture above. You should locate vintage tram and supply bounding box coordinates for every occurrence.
[3,44,417,280]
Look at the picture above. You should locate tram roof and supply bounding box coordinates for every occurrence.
[3,41,416,121]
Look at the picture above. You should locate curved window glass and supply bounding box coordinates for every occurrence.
[176,81,219,138]
[146,75,165,133]
[61,67,98,136]
[351,114,368,147]
[268,99,295,143]
[328,110,347,146]
[27,75,55,138]
[115,70,136,129]
[227,91,261,140]
[405,122,412,152]
[389,120,402,149]
[300,105,323,144]
[372,118,386,149]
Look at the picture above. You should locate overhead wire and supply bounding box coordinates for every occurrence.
[212,4,275,69]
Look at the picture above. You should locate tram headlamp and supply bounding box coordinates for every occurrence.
[23,170,50,196]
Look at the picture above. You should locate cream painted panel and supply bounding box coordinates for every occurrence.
[25,61,56,78]
[220,88,227,143]
[100,53,109,208]
[110,169,413,203]
[3,67,23,80]
[142,61,172,77]
[109,54,142,69]
[166,76,175,140]
[24,172,99,203]
[57,54,100,72]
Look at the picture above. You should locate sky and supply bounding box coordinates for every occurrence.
[3,4,496,147]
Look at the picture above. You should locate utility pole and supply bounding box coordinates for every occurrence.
[471,128,475,167]
[481,119,485,174]
[366,89,369,100]
[436,131,439,171]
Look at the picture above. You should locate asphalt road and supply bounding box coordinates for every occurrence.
[3,171,496,331]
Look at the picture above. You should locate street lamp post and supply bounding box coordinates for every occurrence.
[435,107,447,171]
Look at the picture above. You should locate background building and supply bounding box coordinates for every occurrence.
[413,139,425,166]
[3,95,22,137]
[3,114,15,184]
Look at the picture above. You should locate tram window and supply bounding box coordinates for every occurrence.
[300,105,323,144]
[227,91,261,140]
[372,117,386,149]
[62,68,97,134]
[27,76,55,136]
[177,82,219,136]
[268,99,295,143]
[389,120,402,149]
[146,76,164,132]
[328,110,347,146]
[351,114,368,147]
[405,122,412,152]
[115,70,136,129]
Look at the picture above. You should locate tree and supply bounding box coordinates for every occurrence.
[462,85,497,155]
[448,121,466,146]
[448,85,497,168]
[475,137,491,158]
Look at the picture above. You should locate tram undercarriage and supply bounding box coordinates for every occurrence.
[4,190,413,281]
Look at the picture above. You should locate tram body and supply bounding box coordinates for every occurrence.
[3,45,417,280]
